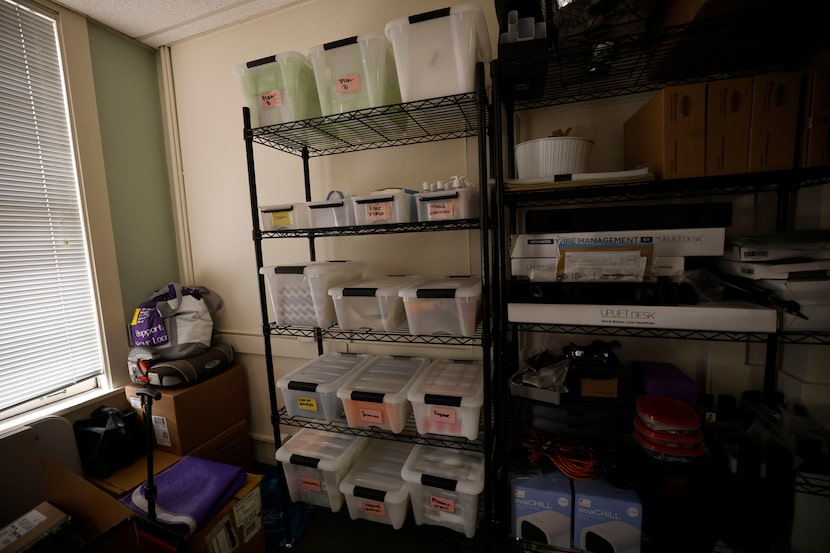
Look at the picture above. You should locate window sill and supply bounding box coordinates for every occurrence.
[0,387,126,435]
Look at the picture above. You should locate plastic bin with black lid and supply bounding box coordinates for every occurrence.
[328,275,424,332]
[398,276,482,336]
[407,358,483,440]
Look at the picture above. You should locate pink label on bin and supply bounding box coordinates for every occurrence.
[300,477,322,493]
[359,407,383,424]
[430,495,455,513]
[259,89,283,110]
[428,201,455,220]
[362,500,386,517]
[430,406,456,425]
[365,202,391,221]
[337,74,361,94]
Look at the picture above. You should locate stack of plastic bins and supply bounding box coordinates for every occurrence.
[307,34,401,115]
[276,352,373,421]
[407,359,484,441]
[234,51,321,127]
[398,276,482,336]
[339,440,415,529]
[401,444,485,538]
[275,428,369,512]
[259,261,365,328]
[336,355,430,433]
[328,275,424,332]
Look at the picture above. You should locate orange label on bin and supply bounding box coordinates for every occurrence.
[300,477,322,493]
[362,500,386,517]
[359,407,383,424]
[260,89,283,109]
[296,397,319,412]
[430,495,455,513]
[430,406,456,424]
[428,201,455,220]
[365,202,391,221]
[337,74,361,94]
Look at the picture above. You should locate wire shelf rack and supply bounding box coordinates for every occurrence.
[259,218,480,239]
[266,321,485,346]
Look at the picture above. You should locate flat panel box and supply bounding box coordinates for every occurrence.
[337,355,430,433]
[307,34,401,115]
[259,203,309,231]
[329,275,423,332]
[401,444,485,538]
[234,51,321,128]
[339,440,415,529]
[399,276,482,336]
[407,359,483,440]
[352,190,416,225]
[276,352,373,421]
[573,477,642,553]
[275,428,369,512]
[416,187,479,222]
[385,4,492,102]
[260,260,365,327]
[306,196,355,228]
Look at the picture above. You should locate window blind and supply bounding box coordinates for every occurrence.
[0,0,104,414]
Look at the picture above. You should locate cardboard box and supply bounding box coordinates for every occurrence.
[189,419,252,472]
[748,71,802,172]
[188,473,264,553]
[512,471,572,548]
[798,66,830,168]
[90,449,182,497]
[706,77,753,175]
[573,476,642,553]
[624,83,707,179]
[125,364,248,455]
[579,377,619,399]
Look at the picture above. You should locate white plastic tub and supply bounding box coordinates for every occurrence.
[416,187,479,222]
[407,359,483,440]
[339,440,415,529]
[514,137,593,180]
[275,428,369,512]
[336,355,430,433]
[401,444,485,538]
[398,276,482,336]
[234,51,321,127]
[385,4,492,102]
[307,34,401,115]
[328,275,423,332]
[306,196,355,228]
[276,352,373,421]
[259,203,309,230]
[260,261,365,328]
[352,190,416,225]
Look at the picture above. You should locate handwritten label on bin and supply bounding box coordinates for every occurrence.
[300,477,322,493]
[428,201,455,220]
[363,500,386,517]
[430,406,456,425]
[296,396,319,412]
[365,202,391,221]
[359,407,383,425]
[337,74,361,94]
[430,495,455,513]
[270,210,293,227]
[259,89,283,109]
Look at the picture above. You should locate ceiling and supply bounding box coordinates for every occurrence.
[56,0,303,48]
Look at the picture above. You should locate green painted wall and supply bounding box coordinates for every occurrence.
[86,23,179,323]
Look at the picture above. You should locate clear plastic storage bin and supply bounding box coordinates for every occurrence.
[259,203,309,230]
[384,4,492,102]
[398,276,482,336]
[260,261,366,327]
[276,352,373,421]
[339,440,415,529]
[416,187,479,222]
[328,275,423,331]
[275,428,369,512]
[352,190,416,225]
[307,196,355,228]
[336,355,430,433]
[234,52,321,127]
[407,359,483,440]
[307,34,401,115]
[401,444,485,538]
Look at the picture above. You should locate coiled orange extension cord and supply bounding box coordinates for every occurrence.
[517,428,599,481]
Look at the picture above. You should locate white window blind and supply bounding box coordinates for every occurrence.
[0,0,104,415]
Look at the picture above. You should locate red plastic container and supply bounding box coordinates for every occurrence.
[635,395,700,436]
[633,416,703,449]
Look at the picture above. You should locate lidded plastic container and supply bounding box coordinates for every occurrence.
[384,4,492,102]
[260,261,365,327]
[416,187,479,222]
[407,359,483,440]
[401,445,485,538]
[275,428,369,512]
[635,395,700,436]
[633,416,703,450]
[328,275,424,332]
[336,355,430,433]
[234,52,321,127]
[352,189,416,225]
[307,194,356,228]
[276,352,373,421]
[398,276,482,336]
[339,440,415,529]
[307,34,401,115]
[259,202,309,230]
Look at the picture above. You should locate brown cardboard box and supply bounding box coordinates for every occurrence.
[125,364,248,455]
[748,71,802,172]
[90,449,182,497]
[798,67,830,168]
[623,83,707,179]
[188,473,264,553]
[706,77,753,175]
[579,377,619,399]
[190,419,252,472]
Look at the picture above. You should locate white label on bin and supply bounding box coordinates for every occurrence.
[259,89,283,109]
[359,407,383,424]
[337,74,361,94]
[301,477,322,493]
[430,495,455,513]
[365,202,391,221]
[362,500,386,517]
[429,406,456,425]
[296,397,319,412]
[428,200,455,220]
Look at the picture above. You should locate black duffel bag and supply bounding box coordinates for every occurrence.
[73,406,146,478]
